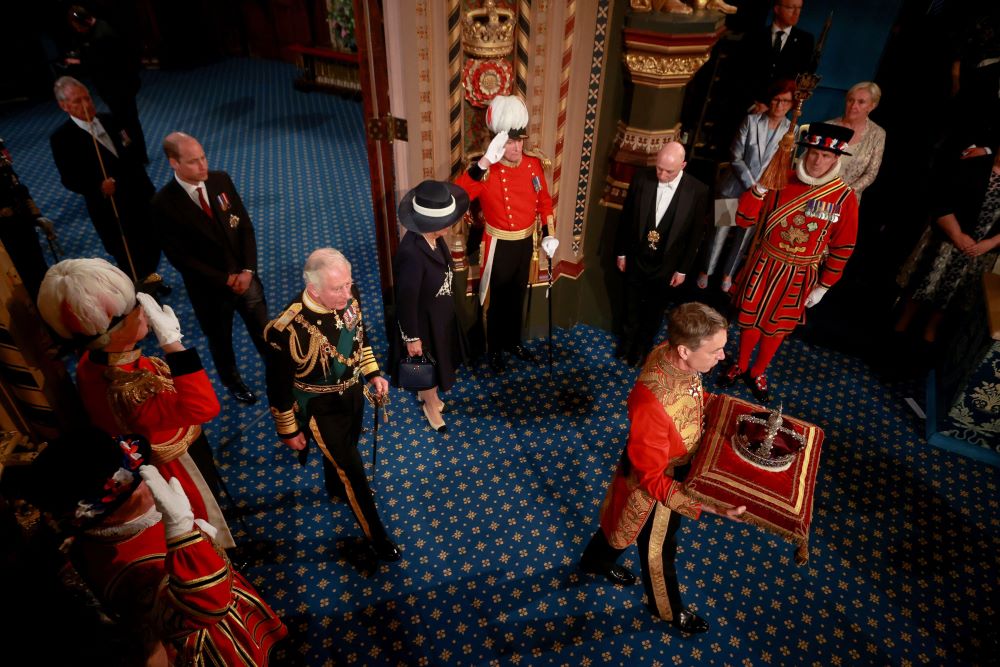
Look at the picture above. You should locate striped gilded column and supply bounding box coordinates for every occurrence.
[516,0,531,97]
[448,0,463,177]
[550,0,576,206]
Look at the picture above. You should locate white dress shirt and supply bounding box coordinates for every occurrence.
[174,173,210,210]
[654,174,682,228]
[71,116,118,157]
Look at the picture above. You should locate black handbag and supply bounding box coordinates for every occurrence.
[398,355,436,391]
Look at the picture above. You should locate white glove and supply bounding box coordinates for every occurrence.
[194,518,219,540]
[136,292,182,347]
[140,465,194,539]
[482,131,509,165]
[805,286,828,308]
[752,183,768,196]
[540,236,559,258]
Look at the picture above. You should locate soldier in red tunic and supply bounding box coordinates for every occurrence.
[455,95,555,373]
[579,303,745,634]
[27,428,287,665]
[718,122,859,403]
[37,258,234,548]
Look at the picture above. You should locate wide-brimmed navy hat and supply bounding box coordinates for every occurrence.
[798,122,854,156]
[398,180,470,234]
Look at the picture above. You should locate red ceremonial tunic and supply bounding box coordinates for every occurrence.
[732,171,858,336]
[598,345,705,549]
[76,348,233,547]
[77,524,287,664]
[456,155,554,300]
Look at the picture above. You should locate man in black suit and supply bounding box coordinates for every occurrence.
[49,76,161,288]
[615,142,709,366]
[739,1,815,112]
[151,132,269,405]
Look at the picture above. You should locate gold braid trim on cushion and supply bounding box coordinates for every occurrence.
[104,357,176,432]
[684,486,810,564]
[150,425,201,464]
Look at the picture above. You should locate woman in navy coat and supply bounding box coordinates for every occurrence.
[390,180,470,433]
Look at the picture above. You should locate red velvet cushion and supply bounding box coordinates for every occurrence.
[685,394,825,564]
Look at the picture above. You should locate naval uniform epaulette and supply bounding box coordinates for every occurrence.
[522,148,551,169]
[269,302,302,333]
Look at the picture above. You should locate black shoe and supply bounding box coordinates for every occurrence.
[370,538,401,562]
[489,352,506,373]
[509,344,535,363]
[226,380,257,405]
[744,372,771,403]
[579,560,637,586]
[716,362,743,389]
[671,608,710,634]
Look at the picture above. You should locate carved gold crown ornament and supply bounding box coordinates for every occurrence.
[731,403,806,472]
[462,0,516,59]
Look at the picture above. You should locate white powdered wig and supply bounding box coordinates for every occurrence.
[37,258,135,339]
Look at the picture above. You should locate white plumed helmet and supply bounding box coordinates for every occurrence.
[36,258,136,348]
[485,95,529,138]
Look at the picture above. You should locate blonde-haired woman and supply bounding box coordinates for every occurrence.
[826,81,886,200]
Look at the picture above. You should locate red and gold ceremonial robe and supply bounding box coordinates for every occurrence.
[455,155,554,304]
[732,171,858,335]
[76,348,234,548]
[598,345,705,549]
[77,524,286,664]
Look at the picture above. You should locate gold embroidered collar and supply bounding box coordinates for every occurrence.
[303,290,333,314]
[92,348,142,366]
[499,157,522,168]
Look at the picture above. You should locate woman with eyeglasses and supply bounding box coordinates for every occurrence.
[698,79,796,292]
[825,81,886,200]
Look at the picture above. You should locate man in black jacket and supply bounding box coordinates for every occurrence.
[49,76,161,288]
[615,142,709,366]
[739,1,815,112]
[151,132,268,405]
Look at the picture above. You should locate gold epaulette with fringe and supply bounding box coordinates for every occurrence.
[268,302,302,334]
[523,147,551,169]
[104,357,175,431]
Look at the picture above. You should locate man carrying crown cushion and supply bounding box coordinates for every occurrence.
[579,303,746,635]
[36,257,234,548]
[717,122,859,403]
[455,95,557,373]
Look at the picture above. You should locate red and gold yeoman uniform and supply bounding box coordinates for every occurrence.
[732,171,858,335]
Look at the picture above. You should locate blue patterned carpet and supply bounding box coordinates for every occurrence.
[2,58,998,666]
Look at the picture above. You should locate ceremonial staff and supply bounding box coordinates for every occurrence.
[748,12,833,253]
[82,107,139,283]
[540,235,559,369]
